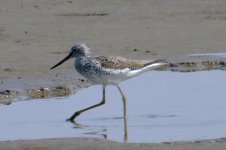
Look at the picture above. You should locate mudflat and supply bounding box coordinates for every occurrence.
[1,0,226,90]
[0,0,226,149]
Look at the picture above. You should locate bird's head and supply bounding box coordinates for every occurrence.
[70,43,91,58]
[50,43,91,69]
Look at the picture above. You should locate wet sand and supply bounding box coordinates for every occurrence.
[1,0,226,90]
[1,0,226,149]
[1,137,226,150]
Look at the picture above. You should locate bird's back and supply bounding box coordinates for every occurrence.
[75,56,166,85]
[95,56,160,70]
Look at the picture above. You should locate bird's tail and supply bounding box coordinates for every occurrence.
[143,59,166,67]
[127,59,167,78]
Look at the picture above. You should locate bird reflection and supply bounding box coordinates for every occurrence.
[71,116,128,143]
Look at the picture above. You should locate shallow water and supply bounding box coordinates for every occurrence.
[1,70,226,143]
[189,52,226,58]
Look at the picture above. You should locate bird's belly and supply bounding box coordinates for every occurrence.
[83,72,124,85]
[93,76,123,85]
[77,67,130,85]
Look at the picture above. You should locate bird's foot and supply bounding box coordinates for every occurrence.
[66,112,81,123]
[66,118,75,123]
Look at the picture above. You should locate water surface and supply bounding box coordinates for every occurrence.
[1,70,226,143]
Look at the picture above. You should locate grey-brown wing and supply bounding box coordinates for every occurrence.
[94,56,155,70]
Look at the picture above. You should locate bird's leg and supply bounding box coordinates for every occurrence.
[67,85,106,123]
[116,85,128,142]
[116,85,127,118]
[123,115,128,143]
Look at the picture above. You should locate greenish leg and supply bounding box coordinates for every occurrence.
[116,85,127,118]
[116,85,128,142]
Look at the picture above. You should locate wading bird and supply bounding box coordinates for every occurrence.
[51,43,166,122]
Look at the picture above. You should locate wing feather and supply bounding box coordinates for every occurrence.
[94,56,163,70]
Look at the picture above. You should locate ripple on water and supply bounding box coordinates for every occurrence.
[0,70,226,143]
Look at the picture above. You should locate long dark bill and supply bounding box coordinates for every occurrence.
[50,52,72,69]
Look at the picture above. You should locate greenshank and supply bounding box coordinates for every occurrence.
[51,43,166,122]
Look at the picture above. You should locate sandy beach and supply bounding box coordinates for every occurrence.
[1,0,226,149]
